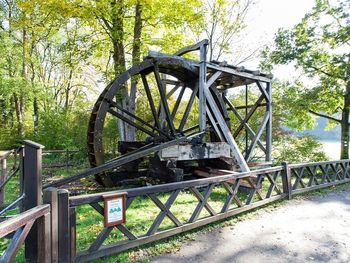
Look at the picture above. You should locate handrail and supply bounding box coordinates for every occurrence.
[70,165,283,206]
[288,159,350,169]
[0,204,50,237]
[0,149,15,161]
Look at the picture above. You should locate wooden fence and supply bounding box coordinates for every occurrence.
[0,142,350,262]
[0,149,21,208]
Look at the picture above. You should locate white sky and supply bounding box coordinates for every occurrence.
[238,0,315,78]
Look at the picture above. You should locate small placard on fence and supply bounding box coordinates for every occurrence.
[103,192,127,227]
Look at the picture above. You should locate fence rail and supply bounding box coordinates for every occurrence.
[289,159,350,195]
[0,148,22,210]
[0,204,51,262]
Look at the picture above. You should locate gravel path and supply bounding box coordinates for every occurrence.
[152,189,350,263]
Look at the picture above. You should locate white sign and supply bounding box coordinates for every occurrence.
[103,193,127,227]
[106,198,123,223]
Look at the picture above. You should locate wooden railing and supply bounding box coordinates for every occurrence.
[0,204,51,262]
[0,141,55,263]
[0,149,21,208]
[288,160,350,194]
[68,166,288,262]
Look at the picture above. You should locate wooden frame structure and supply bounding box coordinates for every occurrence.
[84,39,273,186]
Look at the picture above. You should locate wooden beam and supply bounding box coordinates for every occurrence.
[204,84,250,172]
[245,111,270,161]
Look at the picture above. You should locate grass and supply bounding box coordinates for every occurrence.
[1,157,350,263]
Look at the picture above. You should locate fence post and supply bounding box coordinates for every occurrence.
[0,157,7,206]
[44,187,59,263]
[70,207,76,262]
[37,212,52,263]
[281,161,292,200]
[58,189,71,262]
[66,149,69,171]
[23,140,44,262]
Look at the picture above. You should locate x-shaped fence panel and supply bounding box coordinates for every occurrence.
[70,166,287,262]
[289,160,350,194]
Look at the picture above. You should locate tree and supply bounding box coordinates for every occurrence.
[204,0,254,62]
[76,0,204,141]
[262,0,350,159]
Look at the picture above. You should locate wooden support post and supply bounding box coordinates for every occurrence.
[204,87,250,172]
[70,207,77,262]
[66,149,69,171]
[37,212,51,263]
[23,140,44,262]
[0,157,7,206]
[57,189,71,262]
[282,162,292,200]
[44,187,59,263]
[266,82,272,162]
[199,40,208,132]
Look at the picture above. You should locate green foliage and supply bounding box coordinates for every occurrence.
[273,135,327,164]
[36,109,90,151]
[262,0,349,125]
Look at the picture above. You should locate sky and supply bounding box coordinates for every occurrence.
[237,0,315,78]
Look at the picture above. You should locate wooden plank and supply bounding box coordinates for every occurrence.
[153,63,176,135]
[174,39,209,56]
[23,141,44,262]
[88,227,113,252]
[70,207,77,262]
[281,162,292,200]
[265,82,272,162]
[141,73,161,130]
[204,83,250,172]
[37,213,51,263]
[44,137,187,188]
[189,184,215,223]
[171,86,186,119]
[292,177,350,195]
[43,188,59,263]
[0,205,50,237]
[245,111,270,161]
[178,84,198,131]
[108,108,157,137]
[147,190,181,235]
[0,158,7,206]
[159,142,230,161]
[233,95,265,138]
[206,106,225,141]
[199,43,207,132]
[58,189,70,262]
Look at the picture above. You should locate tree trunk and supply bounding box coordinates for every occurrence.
[340,82,350,159]
[110,0,127,141]
[125,0,143,141]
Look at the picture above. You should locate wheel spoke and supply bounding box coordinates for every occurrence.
[153,64,177,135]
[141,73,161,130]
[108,108,157,138]
[179,84,198,131]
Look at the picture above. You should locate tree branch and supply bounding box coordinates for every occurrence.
[309,110,341,123]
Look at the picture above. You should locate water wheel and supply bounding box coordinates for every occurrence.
[87,54,230,186]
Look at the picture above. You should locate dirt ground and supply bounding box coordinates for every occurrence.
[152,189,350,263]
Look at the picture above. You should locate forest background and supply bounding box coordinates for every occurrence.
[0,0,348,164]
